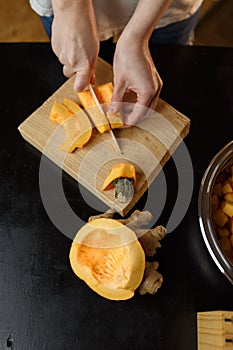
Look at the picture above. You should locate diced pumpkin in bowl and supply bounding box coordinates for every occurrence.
[69,218,145,300]
[222,182,233,194]
[221,201,233,217]
[212,208,228,227]
[224,193,233,203]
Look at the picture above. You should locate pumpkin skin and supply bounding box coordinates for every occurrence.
[69,218,145,300]
[102,163,136,191]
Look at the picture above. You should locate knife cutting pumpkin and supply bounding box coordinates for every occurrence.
[88,84,122,155]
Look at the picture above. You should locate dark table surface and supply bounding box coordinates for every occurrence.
[0,42,232,350]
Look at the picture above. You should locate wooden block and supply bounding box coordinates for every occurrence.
[18,57,190,216]
[197,311,233,350]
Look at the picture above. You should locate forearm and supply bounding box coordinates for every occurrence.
[50,0,99,91]
[51,0,93,13]
[121,0,172,41]
[51,0,97,29]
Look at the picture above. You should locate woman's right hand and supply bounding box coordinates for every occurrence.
[51,0,99,91]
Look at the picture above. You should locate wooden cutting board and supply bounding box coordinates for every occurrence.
[18,57,190,216]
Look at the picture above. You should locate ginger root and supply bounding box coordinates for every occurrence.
[118,209,153,228]
[88,208,115,221]
[137,225,167,257]
[138,262,163,295]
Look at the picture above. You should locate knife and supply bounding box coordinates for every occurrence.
[88,84,122,155]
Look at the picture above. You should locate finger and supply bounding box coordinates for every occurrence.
[112,82,126,103]
[63,65,76,78]
[125,76,163,125]
[109,82,126,112]
[123,103,150,126]
[147,81,163,110]
[73,69,93,92]
[90,58,98,85]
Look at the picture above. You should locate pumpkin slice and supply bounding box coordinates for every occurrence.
[61,98,93,151]
[78,89,110,134]
[49,99,93,152]
[93,82,113,104]
[106,111,124,129]
[94,82,124,129]
[77,82,123,133]
[49,101,73,124]
[102,163,136,191]
[69,218,145,300]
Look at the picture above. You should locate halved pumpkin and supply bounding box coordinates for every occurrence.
[69,218,145,300]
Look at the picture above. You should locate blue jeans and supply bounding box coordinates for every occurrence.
[41,6,201,45]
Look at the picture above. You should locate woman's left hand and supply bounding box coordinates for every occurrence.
[111,36,163,126]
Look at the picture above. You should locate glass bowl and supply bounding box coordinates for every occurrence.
[198,140,233,284]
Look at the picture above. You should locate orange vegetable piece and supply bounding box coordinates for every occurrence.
[49,101,73,124]
[77,82,123,133]
[102,163,136,191]
[49,98,93,152]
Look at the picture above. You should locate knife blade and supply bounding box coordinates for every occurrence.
[88,84,122,155]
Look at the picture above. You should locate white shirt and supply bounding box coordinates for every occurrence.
[29,0,203,40]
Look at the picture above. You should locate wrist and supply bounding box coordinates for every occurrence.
[52,0,93,15]
[117,29,148,53]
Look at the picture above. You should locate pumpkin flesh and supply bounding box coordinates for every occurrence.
[102,163,136,191]
[61,98,93,151]
[77,82,123,133]
[69,218,145,300]
[49,99,93,152]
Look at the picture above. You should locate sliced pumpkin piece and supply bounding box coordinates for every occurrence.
[61,98,93,152]
[94,82,124,129]
[78,82,123,133]
[49,99,93,152]
[93,82,113,104]
[69,218,145,300]
[102,163,136,204]
[49,101,73,124]
[102,163,136,191]
[63,97,85,114]
[106,111,124,129]
[78,89,110,134]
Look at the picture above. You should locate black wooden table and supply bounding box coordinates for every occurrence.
[0,42,232,350]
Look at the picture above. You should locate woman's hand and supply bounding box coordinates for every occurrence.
[112,36,162,125]
[110,0,172,125]
[51,0,99,91]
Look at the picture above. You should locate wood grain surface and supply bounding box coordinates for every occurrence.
[18,57,190,216]
[197,311,233,350]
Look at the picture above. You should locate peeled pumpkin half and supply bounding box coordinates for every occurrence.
[69,218,145,300]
